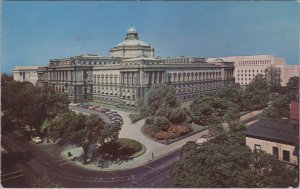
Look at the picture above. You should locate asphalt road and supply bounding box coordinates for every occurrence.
[2,130,179,188]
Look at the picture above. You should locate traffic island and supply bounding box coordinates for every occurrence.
[61,138,146,170]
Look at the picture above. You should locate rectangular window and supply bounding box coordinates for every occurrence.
[272,147,279,159]
[254,144,261,150]
[282,150,290,162]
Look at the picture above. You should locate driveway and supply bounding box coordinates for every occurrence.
[112,110,166,153]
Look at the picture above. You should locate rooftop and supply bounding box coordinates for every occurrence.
[244,119,299,146]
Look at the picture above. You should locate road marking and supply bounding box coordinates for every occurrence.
[59,161,72,166]
[1,170,23,177]
[144,165,154,169]
[54,159,67,163]
[1,174,24,181]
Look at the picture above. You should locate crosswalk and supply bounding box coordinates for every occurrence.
[54,158,73,166]
[1,169,24,182]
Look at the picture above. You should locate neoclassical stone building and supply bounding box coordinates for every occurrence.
[36,27,234,106]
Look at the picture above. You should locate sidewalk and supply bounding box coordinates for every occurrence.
[61,129,209,171]
[60,108,208,171]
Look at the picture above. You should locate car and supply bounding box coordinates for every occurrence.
[114,120,123,125]
[107,114,114,119]
[105,111,113,116]
[88,106,96,110]
[113,114,122,118]
[32,137,42,144]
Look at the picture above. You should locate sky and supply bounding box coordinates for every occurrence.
[2,1,299,74]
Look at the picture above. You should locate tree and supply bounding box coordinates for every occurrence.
[286,76,299,99]
[142,84,180,116]
[265,65,282,92]
[32,172,62,188]
[170,108,187,124]
[190,96,239,126]
[1,75,69,135]
[216,84,245,110]
[287,76,299,90]
[263,94,290,119]
[46,112,121,164]
[243,74,269,110]
[170,132,297,188]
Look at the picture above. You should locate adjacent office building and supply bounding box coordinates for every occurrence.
[35,27,235,105]
[208,55,300,86]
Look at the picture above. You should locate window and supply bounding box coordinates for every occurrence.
[282,150,290,162]
[254,144,261,150]
[273,147,279,159]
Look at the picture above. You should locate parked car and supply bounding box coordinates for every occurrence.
[32,136,42,144]
[114,117,123,122]
[107,114,114,119]
[114,120,123,125]
[105,111,113,115]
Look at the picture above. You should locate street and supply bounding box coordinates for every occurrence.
[1,130,179,188]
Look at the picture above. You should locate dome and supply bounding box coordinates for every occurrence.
[116,39,150,47]
[109,26,155,58]
[127,26,137,33]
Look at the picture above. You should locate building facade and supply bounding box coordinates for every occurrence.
[13,66,39,85]
[208,55,299,86]
[244,120,299,166]
[35,27,235,106]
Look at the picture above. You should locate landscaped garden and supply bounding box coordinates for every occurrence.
[95,138,146,161]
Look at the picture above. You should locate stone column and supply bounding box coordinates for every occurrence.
[152,72,155,84]
[139,70,144,86]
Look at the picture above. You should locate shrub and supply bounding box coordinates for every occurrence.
[168,125,190,136]
[129,113,144,123]
[155,131,178,140]
[98,138,142,160]
[145,116,155,125]
[153,116,171,131]
[155,106,173,119]
[118,138,142,153]
[170,108,187,124]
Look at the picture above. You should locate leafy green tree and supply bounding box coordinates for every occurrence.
[264,94,290,119]
[190,96,239,126]
[46,112,121,164]
[142,84,180,116]
[1,75,69,135]
[170,108,187,124]
[153,116,171,131]
[286,76,299,99]
[265,65,282,92]
[216,84,245,110]
[243,74,269,110]
[32,172,62,188]
[287,76,299,90]
[170,132,297,188]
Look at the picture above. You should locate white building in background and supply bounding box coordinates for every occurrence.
[33,27,234,105]
[208,55,299,86]
[13,66,39,85]
[283,65,300,85]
